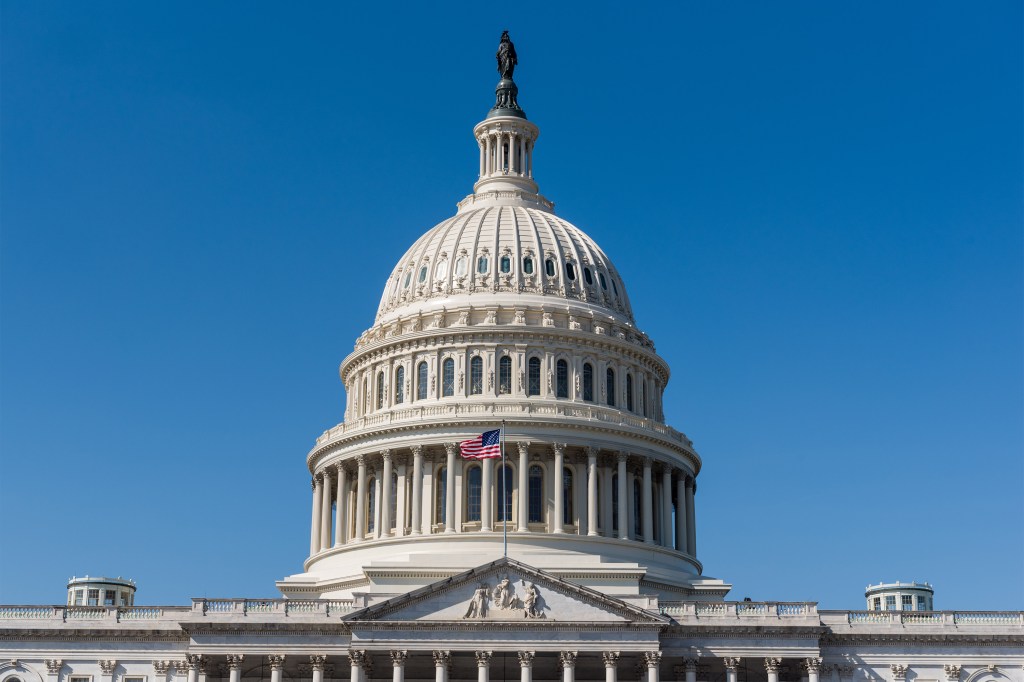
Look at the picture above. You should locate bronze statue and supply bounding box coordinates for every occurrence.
[497,30,517,80]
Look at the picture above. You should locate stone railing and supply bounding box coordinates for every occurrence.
[821,610,1024,627]
[315,401,693,450]
[0,605,189,623]
[192,598,355,617]
[0,600,356,625]
[659,601,818,623]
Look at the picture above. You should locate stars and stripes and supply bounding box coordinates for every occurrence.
[459,428,502,459]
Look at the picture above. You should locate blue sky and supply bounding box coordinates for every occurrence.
[1,2,1021,609]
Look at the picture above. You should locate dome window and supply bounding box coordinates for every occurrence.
[418,266,428,283]
[435,260,448,280]
[404,271,412,288]
[583,267,593,286]
[545,259,556,277]
[556,359,569,399]
[442,358,455,397]
[477,256,489,274]
[454,257,467,277]
[527,357,541,396]
[606,368,616,407]
[394,366,405,404]
[416,361,428,401]
[582,363,594,402]
[469,356,483,395]
[599,272,607,290]
[498,355,512,394]
[565,262,576,281]
[523,257,534,275]
[500,255,511,273]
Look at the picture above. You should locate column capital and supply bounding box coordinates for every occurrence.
[356,454,367,466]
[432,651,451,669]
[944,666,962,681]
[98,661,117,676]
[153,662,172,676]
[551,442,566,456]
[44,661,64,675]
[476,651,493,667]
[641,456,653,468]
[723,658,741,672]
[890,665,907,681]
[806,659,822,674]
[517,652,535,668]
[185,655,206,673]
[765,659,782,674]
[602,652,620,668]
[411,445,423,457]
[309,655,327,671]
[585,446,597,458]
[390,651,407,666]
[616,451,629,464]
[517,441,531,456]
[445,442,458,456]
[682,659,699,673]
[311,475,320,490]
[225,656,244,671]
[559,652,578,668]
[381,449,393,462]
[267,656,286,671]
[644,652,662,668]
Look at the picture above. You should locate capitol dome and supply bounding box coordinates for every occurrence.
[280,42,728,602]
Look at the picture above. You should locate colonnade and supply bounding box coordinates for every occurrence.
[309,443,697,559]
[477,127,534,179]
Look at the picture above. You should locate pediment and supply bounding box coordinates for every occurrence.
[343,557,667,625]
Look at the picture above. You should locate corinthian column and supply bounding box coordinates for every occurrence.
[683,658,698,682]
[354,455,367,542]
[587,448,599,536]
[390,651,407,682]
[675,471,688,553]
[476,651,492,682]
[310,475,323,554]
[661,466,673,547]
[685,476,697,556]
[444,443,457,533]
[603,652,620,682]
[380,450,393,535]
[433,651,450,682]
[617,453,629,540]
[643,652,661,682]
[641,458,654,543]
[552,443,565,533]
[268,656,285,682]
[560,652,577,682]
[320,469,332,550]
[335,466,347,546]
[518,652,534,682]
[310,656,327,682]
[411,446,423,535]
[225,656,243,682]
[517,442,530,532]
[765,659,781,682]
[724,658,741,682]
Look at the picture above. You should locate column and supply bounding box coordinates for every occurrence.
[724,658,741,682]
[518,652,535,682]
[268,656,285,682]
[479,141,485,177]
[766,659,781,682]
[587,448,599,536]
[644,652,661,682]
[661,466,673,547]
[320,470,333,550]
[481,456,493,532]
[184,656,202,682]
[617,453,629,539]
[560,652,577,682]
[310,475,323,554]
[476,651,492,682]
[807,658,822,682]
[310,656,326,682]
[517,442,530,531]
[683,658,698,682]
[391,651,407,682]
[519,136,526,176]
[335,467,347,546]
[411,446,424,534]
[226,656,243,682]
[600,463,613,536]
[603,652,619,682]
[354,455,367,542]
[675,471,688,553]
[99,660,117,682]
[528,140,534,177]
[685,476,697,556]
[552,444,565,533]
[485,136,492,175]
[381,450,393,535]
[641,458,654,543]
[44,660,64,682]
[433,651,451,682]
[445,444,457,533]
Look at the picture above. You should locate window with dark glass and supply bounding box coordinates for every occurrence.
[477,256,489,274]
[565,262,576,280]
[377,371,385,410]
[436,466,447,524]
[626,373,634,412]
[417,361,428,400]
[872,597,881,611]
[528,466,544,522]
[523,257,534,275]
[497,464,514,522]
[582,363,594,402]
[470,356,483,395]
[640,379,646,416]
[394,366,405,404]
[599,272,607,290]
[367,478,376,533]
[562,468,574,525]
[612,473,619,532]
[606,367,616,407]
[499,355,512,394]
[527,357,541,396]
[500,255,511,273]
[467,466,482,522]
[583,267,593,285]
[390,473,398,530]
[418,265,428,283]
[901,595,913,610]
[404,271,412,288]
[556,359,569,398]
[442,358,455,397]
[633,479,642,538]
[88,589,99,606]
[885,596,896,610]
[545,259,556,277]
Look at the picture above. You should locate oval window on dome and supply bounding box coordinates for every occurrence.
[583,267,593,286]
[599,272,607,290]
[404,271,412,288]
[565,262,576,281]
[436,260,448,280]
[523,257,534,275]
[477,256,489,274]
[500,255,511,273]
[418,265,428,283]
[454,256,467,277]
[545,259,556,277]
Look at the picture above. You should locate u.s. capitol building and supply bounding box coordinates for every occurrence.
[1,33,1020,682]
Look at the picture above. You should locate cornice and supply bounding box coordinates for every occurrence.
[819,634,1024,646]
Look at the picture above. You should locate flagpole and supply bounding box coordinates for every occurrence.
[501,419,507,559]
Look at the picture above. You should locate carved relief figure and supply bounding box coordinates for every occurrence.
[491,576,517,610]
[522,582,544,618]
[464,584,489,619]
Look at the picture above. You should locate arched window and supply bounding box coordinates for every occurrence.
[500,255,511,273]
[390,473,398,531]
[367,477,376,534]
[606,368,616,407]
[563,468,574,525]
[545,259,556,277]
[582,363,594,402]
[527,357,541,396]
[497,464,514,522]
[528,465,544,523]
[633,479,642,538]
[435,466,447,525]
[394,366,405,404]
[626,373,634,412]
[470,356,483,395]
[556,359,569,399]
[477,256,489,274]
[612,473,619,532]
[442,358,455,397]
[523,257,534,275]
[376,371,385,410]
[498,355,512,394]
[417,361,428,400]
[565,262,576,280]
[466,466,482,522]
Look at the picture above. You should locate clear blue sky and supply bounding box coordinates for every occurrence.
[2,2,1021,609]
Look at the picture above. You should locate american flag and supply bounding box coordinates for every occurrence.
[459,428,502,459]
